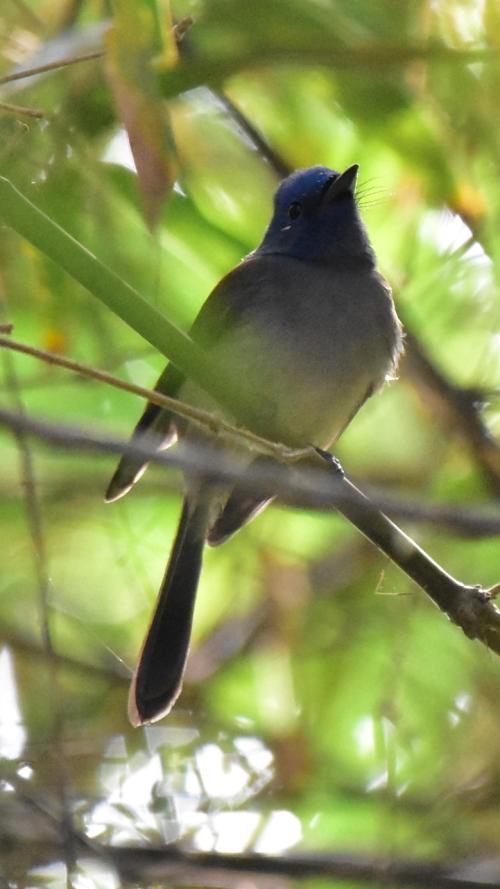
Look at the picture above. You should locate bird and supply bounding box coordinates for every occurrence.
[106,164,403,726]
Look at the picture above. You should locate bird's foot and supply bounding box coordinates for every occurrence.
[314,448,344,476]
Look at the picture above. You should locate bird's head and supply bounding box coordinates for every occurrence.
[258,165,375,265]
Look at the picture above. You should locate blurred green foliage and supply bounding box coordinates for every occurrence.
[0,0,500,887]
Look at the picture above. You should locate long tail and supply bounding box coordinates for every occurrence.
[128,495,211,725]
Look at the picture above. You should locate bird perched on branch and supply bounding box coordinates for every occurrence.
[106,164,403,726]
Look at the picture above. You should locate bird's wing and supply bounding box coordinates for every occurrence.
[105,256,263,503]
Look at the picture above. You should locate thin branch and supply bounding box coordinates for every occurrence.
[104,843,500,889]
[0,14,193,89]
[0,100,45,118]
[0,405,499,535]
[0,50,105,86]
[402,328,500,494]
[216,92,290,178]
[0,334,302,459]
[3,823,499,889]
[3,337,499,537]
[105,846,498,889]
[0,407,499,657]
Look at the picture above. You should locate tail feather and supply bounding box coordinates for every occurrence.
[207,456,275,546]
[128,495,210,726]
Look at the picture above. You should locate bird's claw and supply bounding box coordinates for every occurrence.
[314,447,344,476]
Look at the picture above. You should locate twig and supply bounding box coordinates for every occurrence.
[172,15,194,42]
[0,407,498,657]
[0,100,45,118]
[0,14,193,89]
[0,334,305,459]
[402,328,500,494]
[3,304,498,543]
[317,452,500,650]
[216,92,290,178]
[0,50,105,86]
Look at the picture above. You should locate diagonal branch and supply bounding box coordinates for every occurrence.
[401,328,500,493]
[0,335,298,458]
[2,335,499,537]
[0,407,498,657]
[0,50,104,87]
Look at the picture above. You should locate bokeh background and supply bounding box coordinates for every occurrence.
[0,1,500,886]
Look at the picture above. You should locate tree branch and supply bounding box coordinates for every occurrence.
[0,407,498,657]
[103,843,500,889]
[3,818,498,889]
[401,329,500,494]
[0,335,287,457]
[0,50,105,87]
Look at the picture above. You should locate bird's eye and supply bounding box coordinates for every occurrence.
[288,201,302,220]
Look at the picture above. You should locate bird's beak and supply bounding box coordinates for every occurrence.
[324,164,359,201]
